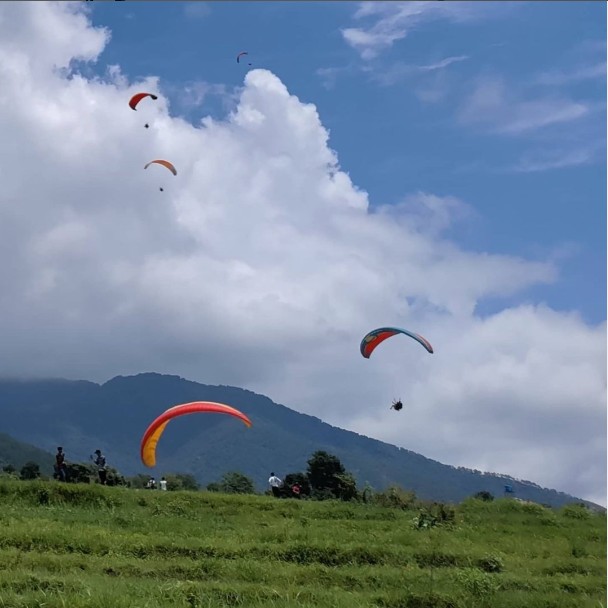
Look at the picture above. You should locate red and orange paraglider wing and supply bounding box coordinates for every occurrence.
[144,159,177,176]
[140,401,252,468]
[360,327,434,358]
[129,92,158,110]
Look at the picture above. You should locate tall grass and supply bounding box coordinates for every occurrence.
[0,480,604,607]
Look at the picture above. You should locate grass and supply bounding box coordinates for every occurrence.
[0,480,604,607]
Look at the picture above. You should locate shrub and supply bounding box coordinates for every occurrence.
[561,503,591,520]
[476,554,504,573]
[453,568,499,598]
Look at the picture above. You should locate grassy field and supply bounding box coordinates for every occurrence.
[0,480,604,608]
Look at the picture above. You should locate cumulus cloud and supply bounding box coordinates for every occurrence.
[0,2,605,504]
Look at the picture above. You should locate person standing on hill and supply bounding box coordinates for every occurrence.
[268,472,282,498]
[91,449,108,485]
[54,447,67,482]
[159,477,167,491]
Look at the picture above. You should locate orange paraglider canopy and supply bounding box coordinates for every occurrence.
[140,401,252,467]
[144,159,177,176]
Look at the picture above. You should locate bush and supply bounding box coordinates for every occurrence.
[560,503,591,520]
[473,491,494,502]
[375,486,417,510]
[20,461,41,480]
[476,554,504,573]
[453,568,499,598]
[211,471,256,495]
[412,503,456,529]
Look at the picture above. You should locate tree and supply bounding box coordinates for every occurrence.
[164,473,199,492]
[334,472,358,501]
[65,462,91,484]
[20,461,41,480]
[306,451,357,501]
[125,473,150,489]
[284,472,311,497]
[218,471,256,495]
[474,491,494,502]
[2,464,16,474]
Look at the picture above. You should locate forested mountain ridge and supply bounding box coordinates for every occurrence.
[0,373,600,509]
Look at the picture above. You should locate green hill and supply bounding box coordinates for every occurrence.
[0,373,600,508]
[0,432,54,476]
[0,480,604,607]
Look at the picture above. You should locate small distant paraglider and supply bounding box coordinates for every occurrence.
[144,159,177,192]
[237,51,252,66]
[390,399,403,412]
[129,92,158,129]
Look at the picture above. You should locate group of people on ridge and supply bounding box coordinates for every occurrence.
[54,447,108,484]
[268,472,301,498]
[145,476,167,490]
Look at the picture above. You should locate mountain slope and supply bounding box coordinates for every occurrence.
[0,373,599,508]
[0,433,54,475]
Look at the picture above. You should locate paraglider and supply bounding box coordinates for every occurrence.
[129,93,158,128]
[145,160,176,193]
[360,327,434,358]
[140,401,252,468]
[129,92,158,111]
[237,51,252,66]
[390,399,403,412]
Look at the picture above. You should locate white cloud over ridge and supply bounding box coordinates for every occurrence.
[0,3,605,505]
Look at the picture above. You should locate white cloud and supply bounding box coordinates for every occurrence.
[459,75,591,135]
[0,2,605,505]
[536,62,606,87]
[418,55,469,72]
[341,2,517,60]
[183,3,210,20]
[366,54,468,87]
[512,147,596,173]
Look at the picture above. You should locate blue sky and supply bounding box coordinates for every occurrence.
[89,0,606,323]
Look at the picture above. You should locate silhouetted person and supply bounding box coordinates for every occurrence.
[54,447,67,482]
[268,472,282,497]
[91,449,108,485]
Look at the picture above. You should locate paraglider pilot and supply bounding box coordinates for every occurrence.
[390,399,403,412]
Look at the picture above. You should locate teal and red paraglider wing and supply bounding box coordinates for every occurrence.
[360,327,434,358]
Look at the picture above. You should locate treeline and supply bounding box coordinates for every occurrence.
[0,449,500,513]
[0,450,368,498]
